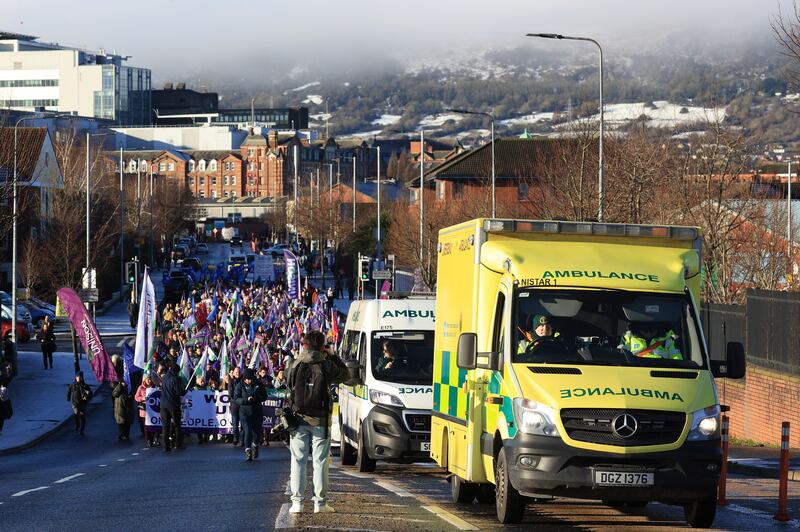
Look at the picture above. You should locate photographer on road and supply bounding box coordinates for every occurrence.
[287,330,349,515]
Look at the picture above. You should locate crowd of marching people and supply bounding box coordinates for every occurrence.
[109,267,342,462]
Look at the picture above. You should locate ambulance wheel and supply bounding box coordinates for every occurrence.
[684,496,716,528]
[356,427,376,473]
[475,484,496,504]
[495,448,525,523]
[340,420,357,466]
[451,474,477,504]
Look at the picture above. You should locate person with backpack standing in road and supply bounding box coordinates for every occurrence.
[287,330,349,515]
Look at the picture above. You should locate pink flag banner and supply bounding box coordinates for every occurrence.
[56,287,117,383]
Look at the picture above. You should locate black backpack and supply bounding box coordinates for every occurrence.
[290,361,329,418]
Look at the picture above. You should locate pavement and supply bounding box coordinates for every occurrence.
[729,445,800,480]
[0,351,108,455]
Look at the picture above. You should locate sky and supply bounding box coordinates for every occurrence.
[2,0,795,81]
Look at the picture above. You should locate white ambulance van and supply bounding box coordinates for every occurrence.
[338,295,436,472]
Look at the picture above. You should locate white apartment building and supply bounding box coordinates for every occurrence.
[0,31,151,125]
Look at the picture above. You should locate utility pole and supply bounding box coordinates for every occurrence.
[353,152,357,232]
[293,144,298,244]
[119,148,125,300]
[789,160,793,283]
[419,129,425,283]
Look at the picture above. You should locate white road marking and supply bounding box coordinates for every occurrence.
[422,505,479,530]
[131,452,139,456]
[273,502,294,529]
[374,480,414,498]
[339,469,373,479]
[11,486,49,497]
[98,464,107,467]
[53,473,84,484]
[117,458,126,462]
[116,339,127,347]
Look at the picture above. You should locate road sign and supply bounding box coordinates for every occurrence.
[81,267,96,290]
[79,288,99,302]
[372,269,392,280]
[253,254,275,282]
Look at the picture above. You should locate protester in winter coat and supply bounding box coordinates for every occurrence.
[234,368,267,461]
[112,381,134,441]
[66,371,93,435]
[160,363,186,452]
[135,374,159,447]
[227,366,242,445]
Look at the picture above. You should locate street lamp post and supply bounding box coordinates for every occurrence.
[352,152,357,232]
[527,32,604,221]
[447,109,495,217]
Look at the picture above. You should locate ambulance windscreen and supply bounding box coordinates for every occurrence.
[513,290,705,369]
[371,331,435,384]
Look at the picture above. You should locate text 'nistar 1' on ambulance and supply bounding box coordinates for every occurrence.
[430,219,745,527]
[338,295,436,472]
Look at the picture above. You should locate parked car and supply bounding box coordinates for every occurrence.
[196,243,209,254]
[21,301,54,329]
[230,235,243,248]
[265,243,290,258]
[228,254,247,272]
[28,296,56,315]
[0,312,31,342]
[163,270,191,303]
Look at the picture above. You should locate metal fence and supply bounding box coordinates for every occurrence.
[701,289,800,375]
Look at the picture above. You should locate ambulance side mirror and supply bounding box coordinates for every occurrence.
[713,341,745,379]
[345,358,362,385]
[457,333,478,370]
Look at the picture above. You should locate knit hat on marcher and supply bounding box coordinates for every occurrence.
[75,370,83,378]
[243,368,255,380]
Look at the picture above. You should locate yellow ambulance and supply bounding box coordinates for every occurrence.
[430,218,745,527]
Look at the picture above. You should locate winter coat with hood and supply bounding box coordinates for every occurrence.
[160,366,186,410]
[233,375,267,417]
[112,382,134,424]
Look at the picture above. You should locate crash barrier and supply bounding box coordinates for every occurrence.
[144,388,289,434]
[718,414,730,506]
[775,421,791,522]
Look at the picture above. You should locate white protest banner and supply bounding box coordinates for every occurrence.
[253,254,274,283]
[144,388,289,434]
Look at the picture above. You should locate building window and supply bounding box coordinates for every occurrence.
[231,176,236,185]
[223,176,229,185]
[248,149,253,157]
[198,160,206,172]
[158,162,165,172]
[188,176,195,186]
[211,191,217,199]
[199,176,205,185]
[189,161,195,172]
[517,182,530,201]
[209,160,217,171]
[199,191,205,198]
[436,181,445,200]
[231,191,237,198]
[211,176,217,185]
[224,191,229,198]
[248,162,254,171]
[168,162,174,171]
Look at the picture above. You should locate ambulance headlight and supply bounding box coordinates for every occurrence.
[369,389,404,407]
[687,405,721,440]
[513,398,559,437]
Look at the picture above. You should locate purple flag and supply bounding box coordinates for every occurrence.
[57,287,117,383]
[284,250,301,301]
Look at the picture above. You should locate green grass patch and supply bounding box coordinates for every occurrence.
[729,436,779,448]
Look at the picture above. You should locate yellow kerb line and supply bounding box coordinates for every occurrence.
[422,505,479,530]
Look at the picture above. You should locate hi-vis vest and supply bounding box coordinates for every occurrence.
[621,330,682,359]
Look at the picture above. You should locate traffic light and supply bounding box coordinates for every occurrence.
[125,261,137,284]
[359,257,371,281]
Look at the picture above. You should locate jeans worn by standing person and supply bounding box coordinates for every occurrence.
[287,331,349,514]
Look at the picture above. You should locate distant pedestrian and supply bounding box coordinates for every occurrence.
[128,292,139,329]
[0,382,12,432]
[287,330,349,514]
[40,317,56,370]
[66,371,93,435]
[159,362,186,452]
